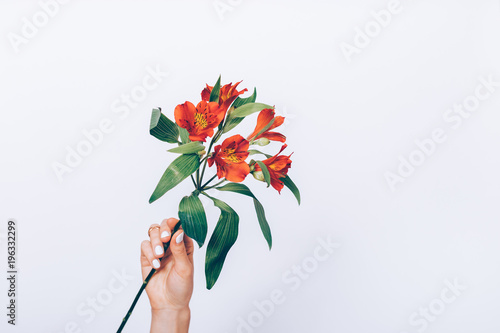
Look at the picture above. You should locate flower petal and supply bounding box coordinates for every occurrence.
[224,162,250,183]
[219,81,247,111]
[261,132,286,142]
[201,84,212,101]
[174,101,196,132]
[247,108,275,141]
[256,144,292,193]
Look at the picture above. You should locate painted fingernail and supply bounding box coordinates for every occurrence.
[152,259,160,269]
[155,245,163,255]
[161,231,170,238]
[176,232,184,244]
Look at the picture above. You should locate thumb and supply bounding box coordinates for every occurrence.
[170,230,193,277]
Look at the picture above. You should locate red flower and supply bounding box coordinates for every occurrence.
[247,108,286,143]
[207,135,250,182]
[201,81,247,112]
[253,144,292,193]
[174,101,225,142]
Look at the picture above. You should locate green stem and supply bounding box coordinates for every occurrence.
[198,113,229,185]
[199,156,208,165]
[202,179,227,191]
[200,174,217,190]
[198,131,220,186]
[190,175,197,188]
[117,222,182,333]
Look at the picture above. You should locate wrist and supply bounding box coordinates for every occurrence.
[151,307,190,333]
[152,307,190,318]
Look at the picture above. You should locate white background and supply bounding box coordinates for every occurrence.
[1,1,500,332]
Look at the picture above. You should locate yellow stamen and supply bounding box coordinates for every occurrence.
[194,113,208,129]
[223,148,241,163]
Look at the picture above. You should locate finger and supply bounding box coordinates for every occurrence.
[170,230,192,276]
[166,217,180,230]
[183,234,195,262]
[160,219,172,242]
[141,240,161,273]
[149,224,164,259]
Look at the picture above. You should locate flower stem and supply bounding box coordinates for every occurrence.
[201,179,226,191]
[195,169,200,189]
[200,174,217,190]
[198,131,220,186]
[190,175,197,188]
[117,221,182,333]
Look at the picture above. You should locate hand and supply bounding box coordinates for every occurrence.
[141,218,194,333]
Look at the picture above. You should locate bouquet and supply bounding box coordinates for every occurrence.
[118,76,300,331]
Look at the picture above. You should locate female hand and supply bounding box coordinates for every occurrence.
[141,218,194,333]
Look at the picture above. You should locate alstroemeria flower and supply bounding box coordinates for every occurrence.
[201,81,248,112]
[253,144,292,193]
[207,134,250,182]
[247,108,286,143]
[174,101,225,142]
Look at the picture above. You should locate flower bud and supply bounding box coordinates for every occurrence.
[252,171,265,182]
[255,138,270,146]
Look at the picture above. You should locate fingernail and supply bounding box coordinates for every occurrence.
[176,232,184,244]
[152,259,160,269]
[161,231,170,238]
[155,245,163,255]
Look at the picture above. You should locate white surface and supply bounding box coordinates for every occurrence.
[1,1,500,332]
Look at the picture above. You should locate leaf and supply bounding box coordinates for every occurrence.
[149,154,200,203]
[223,117,244,134]
[216,183,272,249]
[150,108,179,144]
[178,193,207,247]
[168,141,205,154]
[256,161,271,187]
[178,126,191,144]
[222,91,263,133]
[203,193,239,289]
[283,175,301,205]
[230,103,274,118]
[231,87,256,109]
[248,149,272,158]
[209,75,221,103]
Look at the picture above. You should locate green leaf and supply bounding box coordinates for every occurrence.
[231,87,256,109]
[168,141,205,154]
[179,193,207,247]
[223,117,244,134]
[222,91,263,133]
[209,75,221,103]
[216,183,272,249]
[248,149,272,158]
[230,103,273,118]
[149,154,200,203]
[203,193,239,289]
[150,108,179,143]
[256,161,271,187]
[178,126,191,144]
[283,175,301,205]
